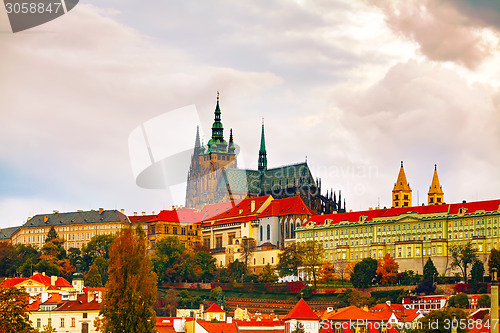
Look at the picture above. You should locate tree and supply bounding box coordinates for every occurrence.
[470,259,485,293]
[258,263,278,283]
[35,259,60,277]
[376,253,399,284]
[151,236,186,284]
[300,240,325,289]
[227,259,246,282]
[159,289,179,317]
[85,261,103,287]
[318,261,336,286]
[194,249,216,282]
[0,243,16,277]
[239,238,256,274]
[81,234,115,272]
[415,278,436,295]
[423,257,438,282]
[488,248,500,275]
[350,258,377,288]
[45,226,58,243]
[0,287,35,333]
[450,242,478,284]
[277,243,303,278]
[98,226,157,333]
[404,307,468,333]
[448,293,469,308]
[209,286,226,308]
[478,294,490,308]
[92,257,109,286]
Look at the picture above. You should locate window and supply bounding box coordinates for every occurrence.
[267,225,270,240]
[83,312,88,319]
[48,318,52,327]
[260,226,263,241]
[173,227,178,235]
[37,319,41,328]
[60,318,65,327]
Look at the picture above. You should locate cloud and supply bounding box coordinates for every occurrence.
[367,0,499,69]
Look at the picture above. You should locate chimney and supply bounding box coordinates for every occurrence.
[51,276,57,286]
[42,272,46,276]
[44,215,48,222]
[172,206,176,211]
[99,208,104,214]
[133,212,137,216]
[53,210,59,214]
[251,200,255,212]
[152,211,155,215]
[386,300,391,307]
[142,212,146,216]
[121,209,125,214]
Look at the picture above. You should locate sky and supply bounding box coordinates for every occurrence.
[1,0,499,228]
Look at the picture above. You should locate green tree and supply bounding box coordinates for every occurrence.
[450,242,478,284]
[300,240,325,289]
[258,263,278,283]
[92,257,109,285]
[35,259,60,277]
[415,278,436,295]
[488,248,500,275]
[351,258,378,288]
[81,234,115,272]
[67,247,82,267]
[448,293,469,308]
[85,261,103,287]
[423,257,439,282]
[404,307,468,333]
[151,236,186,284]
[478,294,490,307]
[227,259,246,282]
[277,243,303,278]
[19,258,35,277]
[0,287,35,333]
[470,259,485,293]
[209,286,226,308]
[194,249,216,282]
[45,226,58,243]
[99,226,157,333]
[0,243,17,277]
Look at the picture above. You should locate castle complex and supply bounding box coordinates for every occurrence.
[185,93,344,215]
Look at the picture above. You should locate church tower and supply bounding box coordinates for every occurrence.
[392,161,412,208]
[258,120,267,172]
[428,164,444,205]
[185,92,237,209]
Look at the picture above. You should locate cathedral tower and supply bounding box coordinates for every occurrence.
[392,161,412,208]
[428,164,444,205]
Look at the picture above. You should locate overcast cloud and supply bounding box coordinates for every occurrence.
[1,0,499,227]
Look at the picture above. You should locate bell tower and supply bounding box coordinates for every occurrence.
[428,164,444,205]
[392,161,412,208]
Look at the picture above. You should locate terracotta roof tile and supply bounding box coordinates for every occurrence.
[258,197,315,218]
[283,299,319,321]
[197,321,238,333]
[321,306,383,321]
[205,303,226,313]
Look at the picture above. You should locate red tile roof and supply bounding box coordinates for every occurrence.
[321,306,383,321]
[200,201,238,221]
[369,303,420,322]
[203,196,271,226]
[129,215,156,223]
[283,299,319,321]
[0,278,25,288]
[205,303,226,313]
[304,199,500,227]
[56,299,101,311]
[258,197,314,218]
[198,321,239,333]
[150,208,202,223]
[1,274,71,289]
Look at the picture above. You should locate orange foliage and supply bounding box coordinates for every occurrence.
[376,253,399,284]
[318,261,335,283]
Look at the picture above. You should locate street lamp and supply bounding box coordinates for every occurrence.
[492,268,499,333]
[451,313,457,333]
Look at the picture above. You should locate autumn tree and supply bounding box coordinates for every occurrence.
[0,287,34,333]
[258,263,278,283]
[318,261,336,286]
[277,243,303,278]
[151,236,186,284]
[46,226,58,243]
[404,307,468,333]
[300,240,325,289]
[488,248,500,275]
[194,249,216,282]
[85,261,103,288]
[81,234,115,272]
[450,242,478,284]
[99,226,157,333]
[376,253,399,285]
[448,293,469,308]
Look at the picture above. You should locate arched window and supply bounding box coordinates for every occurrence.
[291,223,295,238]
[260,226,263,241]
[286,222,289,239]
[267,224,271,240]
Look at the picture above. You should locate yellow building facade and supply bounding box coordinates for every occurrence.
[11,209,130,250]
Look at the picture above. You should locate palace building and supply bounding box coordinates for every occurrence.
[296,164,500,275]
[185,93,344,215]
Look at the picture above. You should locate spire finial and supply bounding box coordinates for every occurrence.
[217,91,219,100]
[401,161,403,167]
[262,118,264,126]
[434,164,437,170]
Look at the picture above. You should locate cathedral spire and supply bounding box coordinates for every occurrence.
[258,119,267,172]
[428,164,444,205]
[194,126,201,154]
[208,91,227,152]
[228,128,235,154]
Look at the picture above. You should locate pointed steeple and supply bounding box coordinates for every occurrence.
[258,119,267,172]
[428,164,444,205]
[228,128,235,154]
[194,126,201,153]
[392,161,412,208]
[208,91,227,152]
